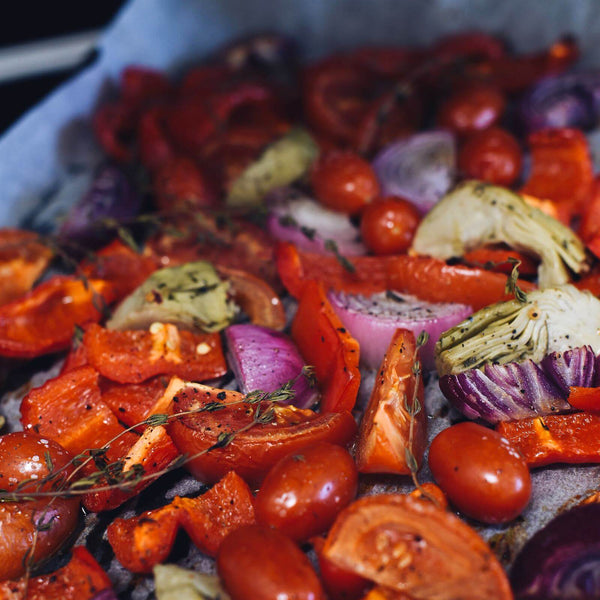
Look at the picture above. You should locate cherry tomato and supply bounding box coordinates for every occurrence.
[437,83,506,136]
[311,151,380,215]
[217,524,326,600]
[360,197,421,255]
[458,127,522,186]
[255,442,358,542]
[428,422,532,524]
[318,551,370,600]
[0,432,80,580]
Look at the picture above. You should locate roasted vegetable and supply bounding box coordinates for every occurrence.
[436,285,600,376]
[154,564,230,600]
[107,261,236,332]
[227,128,319,207]
[411,180,589,288]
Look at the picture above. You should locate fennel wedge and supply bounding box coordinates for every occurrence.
[410,180,589,288]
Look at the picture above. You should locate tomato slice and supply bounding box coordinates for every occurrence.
[276,242,536,310]
[0,276,116,358]
[107,470,255,573]
[322,494,512,600]
[83,322,227,384]
[166,380,357,485]
[291,280,361,414]
[355,328,426,475]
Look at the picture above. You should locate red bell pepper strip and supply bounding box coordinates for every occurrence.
[0,276,117,358]
[166,380,357,485]
[0,546,112,600]
[291,280,360,414]
[107,470,255,573]
[355,328,426,475]
[521,128,594,219]
[461,246,538,276]
[79,239,158,300]
[82,322,227,384]
[496,412,600,468]
[0,229,53,306]
[276,242,536,310]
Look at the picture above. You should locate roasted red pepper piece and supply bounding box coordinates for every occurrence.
[166,380,357,485]
[461,245,538,276]
[0,546,112,600]
[521,128,594,219]
[20,366,136,459]
[107,471,255,573]
[216,265,286,330]
[276,242,536,310]
[79,239,158,300]
[93,101,136,163]
[138,105,176,172]
[0,276,116,358]
[291,280,360,414]
[100,375,170,429]
[303,58,375,145]
[0,229,53,306]
[567,387,600,412]
[578,176,600,258]
[83,323,227,384]
[496,412,600,467]
[355,328,426,475]
[83,423,179,512]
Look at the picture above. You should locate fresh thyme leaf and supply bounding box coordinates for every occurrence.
[144,413,170,427]
[44,451,54,473]
[116,226,140,253]
[324,239,356,273]
[404,447,419,474]
[209,432,236,451]
[505,258,528,303]
[416,330,429,348]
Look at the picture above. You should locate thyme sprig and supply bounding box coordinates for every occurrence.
[0,367,315,503]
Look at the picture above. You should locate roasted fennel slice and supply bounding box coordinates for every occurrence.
[411,180,589,288]
[107,261,236,333]
[435,285,600,376]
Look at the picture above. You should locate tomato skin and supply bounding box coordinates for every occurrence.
[437,83,506,136]
[217,524,326,600]
[360,197,421,255]
[458,127,522,186]
[428,422,531,524]
[0,432,80,581]
[255,442,358,542]
[318,552,370,600]
[311,151,380,215]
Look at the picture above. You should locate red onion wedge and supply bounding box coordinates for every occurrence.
[511,503,600,600]
[266,188,366,256]
[327,290,472,371]
[225,323,319,409]
[372,131,456,214]
[439,346,598,424]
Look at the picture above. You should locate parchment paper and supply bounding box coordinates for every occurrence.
[2,1,600,597]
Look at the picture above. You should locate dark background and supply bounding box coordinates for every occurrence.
[0,3,126,133]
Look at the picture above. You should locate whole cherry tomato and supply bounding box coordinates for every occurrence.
[217,524,326,600]
[0,432,80,580]
[255,442,358,542]
[428,422,531,524]
[360,196,421,255]
[437,83,506,136]
[458,127,522,186]
[311,151,380,215]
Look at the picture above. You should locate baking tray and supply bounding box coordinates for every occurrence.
[2,1,600,597]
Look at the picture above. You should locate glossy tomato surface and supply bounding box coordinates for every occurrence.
[311,151,380,215]
[255,442,358,542]
[437,83,506,136]
[428,422,531,524]
[0,432,80,580]
[217,524,326,600]
[458,127,522,186]
[360,196,421,255]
